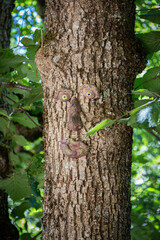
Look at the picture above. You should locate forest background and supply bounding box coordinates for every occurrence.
[0,0,160,239]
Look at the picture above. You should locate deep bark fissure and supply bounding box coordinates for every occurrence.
[36,0,146,239]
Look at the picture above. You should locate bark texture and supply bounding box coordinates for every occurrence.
[0,0,14,48]
[36,0,146,239]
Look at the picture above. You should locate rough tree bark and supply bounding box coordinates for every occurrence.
[0,0,15,48]
[36,0,146,239]
[0,1,19,239]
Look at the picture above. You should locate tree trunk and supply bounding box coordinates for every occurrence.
[36,0,146,239]
[0,0,15,48]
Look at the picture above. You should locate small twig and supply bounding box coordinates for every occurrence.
[22,110,42,132]
[29,231,42,240]
[2,94,43,132]
[41,28,43,49]
[134,75,160,90]
[0,82,32,91]
[146,129,160,141]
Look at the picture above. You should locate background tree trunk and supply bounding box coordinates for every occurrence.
[0,1,19,239]
[36,0,146,239]
[0,0,15,48]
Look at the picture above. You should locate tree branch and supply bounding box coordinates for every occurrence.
[0,82,32,91]
[2,94,42,132]
[29,231,42,240]
[146,129,160,141]
[134,75,160,90]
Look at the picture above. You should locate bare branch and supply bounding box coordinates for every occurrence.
[0,82,32,91]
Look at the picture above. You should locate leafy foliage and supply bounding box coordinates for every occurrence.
[0,1,44,239]
[131,129,160,240]
[137,31,160,54]
[0,173,31,201]
[139,9,160,24]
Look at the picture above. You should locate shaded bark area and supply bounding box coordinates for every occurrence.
[0,190,19,240]
[0,1,19,239]
[36,0,146,239]
[0,0,14,48]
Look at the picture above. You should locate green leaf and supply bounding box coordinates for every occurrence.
[11,201,31,219]
[143,67,160,80]
[86,119,116,136]
[127,115,140,128]
[0,84,8,95]
[18,152,31,161]
[33,29,41,43]
[10,151,19,163]
[0,49,26,74]
[0,173,32,201]
[12,112,39,129]
[13,135,28,146]
[26,45,38,60]
[0,110,10,119]
[139,11,160,24]
[21,37,34,46]
[0,117,8,135]
[21,233,32,240]
[28,155,43,176]
[154,125,160,135]
[137,31,160,54]
[21,86,43,105]
[29,196,41,209]
[11,87,29,97]
[134,67,160,92]
[119,118,129,124]
[132,89,159,97]
[21,63,40,82]
[129,99,156,116]
[151,102,159,124]
[126,101,159,128]
[134,99,151,108]
[5,94,19,105]
[147,187,160,194]
[29,175,41,198]
[129,103,159,128]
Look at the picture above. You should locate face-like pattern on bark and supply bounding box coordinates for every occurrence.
[54,88,72,102]
[80,85,100,99]
[60,139,88,158]
[67,96,83,131]
[55,85,99,158]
